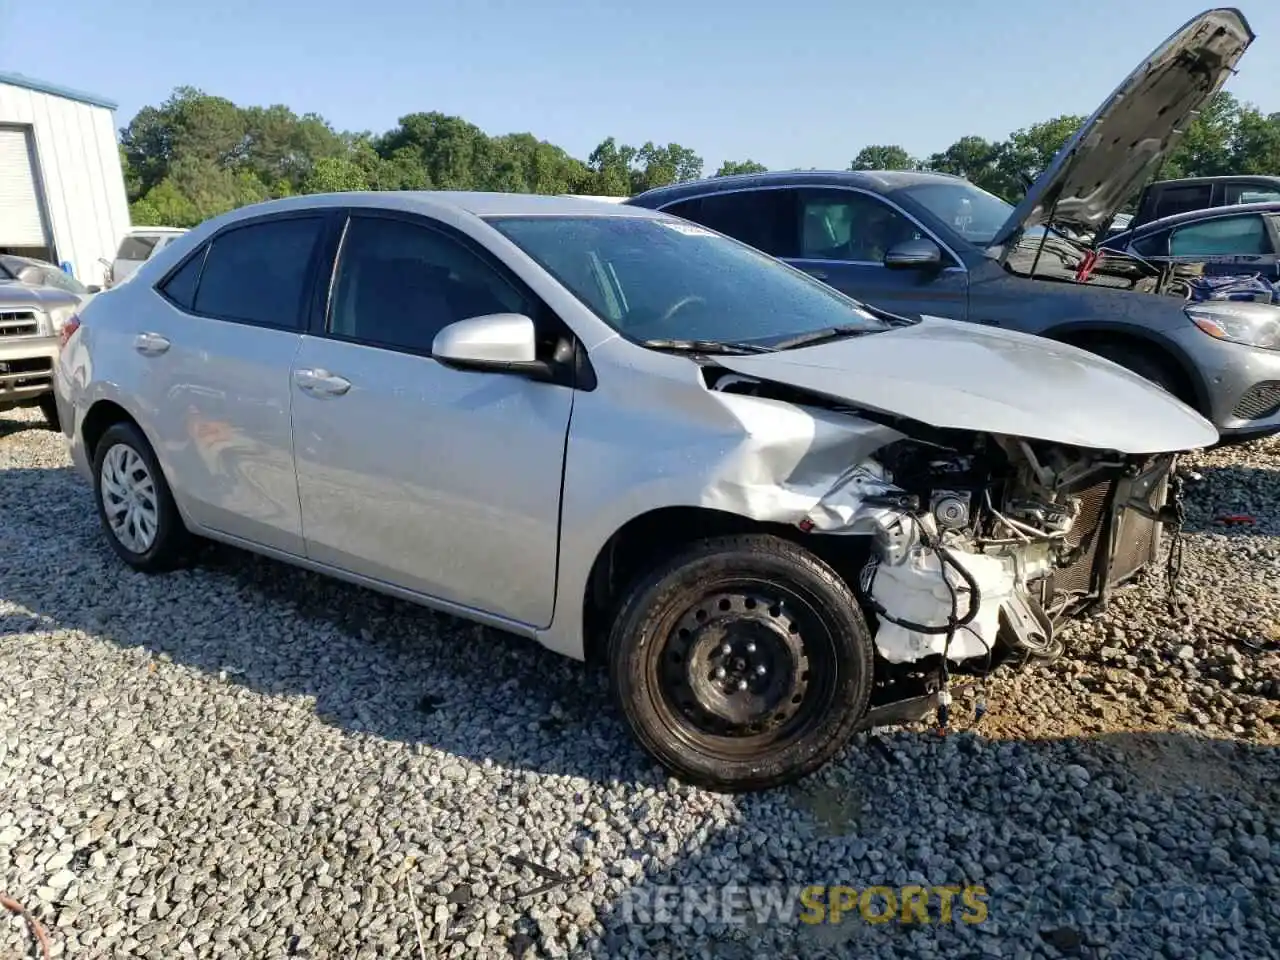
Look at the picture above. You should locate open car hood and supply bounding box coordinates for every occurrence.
[989,7,1254,253]
[713,317,1218,454]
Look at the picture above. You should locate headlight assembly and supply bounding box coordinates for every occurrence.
[1185,301,1280,351]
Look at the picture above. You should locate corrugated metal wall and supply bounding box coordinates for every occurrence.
[0,83,131,288]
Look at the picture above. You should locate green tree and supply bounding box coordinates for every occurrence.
[714,159,767,177]
[585,137,638,196]
[302,156,370,193]
[850,145,917,171]
[991,115,1084,199]
[925,135,1004,194]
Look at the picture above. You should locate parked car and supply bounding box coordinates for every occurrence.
[1100,200,1280,285]
[1127,174,1280,230]
[626,9,1278,441]
[56,189,1214,791]
[0,254,93,427]
[105,226,189,288]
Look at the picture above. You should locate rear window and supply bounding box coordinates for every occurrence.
[1153,185,1213,220]
[116,236,160,261]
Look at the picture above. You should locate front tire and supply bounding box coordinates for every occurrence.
[607,534,874,792]
[38,394,60,431]
[92,421,189,572]
[1087,341,1185,400]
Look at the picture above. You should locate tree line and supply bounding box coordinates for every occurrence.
[121,88,1280,228]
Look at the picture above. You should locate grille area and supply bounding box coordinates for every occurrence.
[0,356,54,392]
[1233,381,1280,421]
[0,310,40,338]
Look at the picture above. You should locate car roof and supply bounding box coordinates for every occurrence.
[199,191,669,230]
[1146,174,1280,188]
[1115,199,1280,238]
[626,169,969,207]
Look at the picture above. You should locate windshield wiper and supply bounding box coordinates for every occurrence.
[770,325,877,350]
[641,338,775,355]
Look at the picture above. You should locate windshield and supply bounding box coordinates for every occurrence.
[898,181,1015,246]
[485,215,894,346]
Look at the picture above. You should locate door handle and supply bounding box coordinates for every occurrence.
[294,368,352,397]
[808,270,830,281]
[133,332,171,356]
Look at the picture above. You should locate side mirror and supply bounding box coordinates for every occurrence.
[432,313,550,378]
[884,238,944,270]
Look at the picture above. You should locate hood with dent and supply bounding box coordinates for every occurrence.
[713,317,1218,454]
[990,7,1253,252]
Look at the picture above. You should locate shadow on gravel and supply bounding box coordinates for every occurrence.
[0,416,51,441]
[1179,466,1280,538]
[0,465,656,788]
[583,730,1279,959]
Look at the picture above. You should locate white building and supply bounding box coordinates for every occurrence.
[0,72,131,289]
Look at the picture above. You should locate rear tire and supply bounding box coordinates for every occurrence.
[92,421,189,572]
[607,534,874,792]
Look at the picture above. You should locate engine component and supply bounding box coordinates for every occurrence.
[930,490,971,530]
[1005,498,1079,535]
[998,589,1060,659]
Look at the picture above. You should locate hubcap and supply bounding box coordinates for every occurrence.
[99,443,159,554]
[662,592,811,737]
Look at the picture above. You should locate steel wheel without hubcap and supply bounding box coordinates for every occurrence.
[607,534,874,791]
[661,590,818,745]
[99,443,160,554]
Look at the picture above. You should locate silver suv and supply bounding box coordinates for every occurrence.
[57,191,1214,791]
[0,254,88,427]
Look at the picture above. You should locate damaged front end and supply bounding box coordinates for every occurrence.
[709,371,1188,727]
[818,433,1182,725]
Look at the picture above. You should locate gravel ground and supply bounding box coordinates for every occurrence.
[2,405,1277,959]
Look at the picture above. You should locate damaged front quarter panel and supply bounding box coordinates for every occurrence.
[705,369,1184,672]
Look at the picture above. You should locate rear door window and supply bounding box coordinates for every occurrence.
[1169,215,1273,258]
[662,190,798,257]
[192,217,323,329]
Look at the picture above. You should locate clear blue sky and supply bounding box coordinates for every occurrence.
[3,0,1278,172]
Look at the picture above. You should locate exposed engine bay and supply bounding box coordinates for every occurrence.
[710,374,1184,681]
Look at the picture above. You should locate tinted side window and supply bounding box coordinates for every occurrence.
[1169,215,1273,257]
[1129,232,1168,259]
[797,189,925,262]
[159,246,207,309]
[1153,185,1213,220]
[664,190,797,257]
[193,218,323,329]
[329,215,534,355]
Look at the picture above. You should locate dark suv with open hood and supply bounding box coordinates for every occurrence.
[627,8,1279,441]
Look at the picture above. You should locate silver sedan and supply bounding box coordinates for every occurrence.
[56,191,1216,791]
